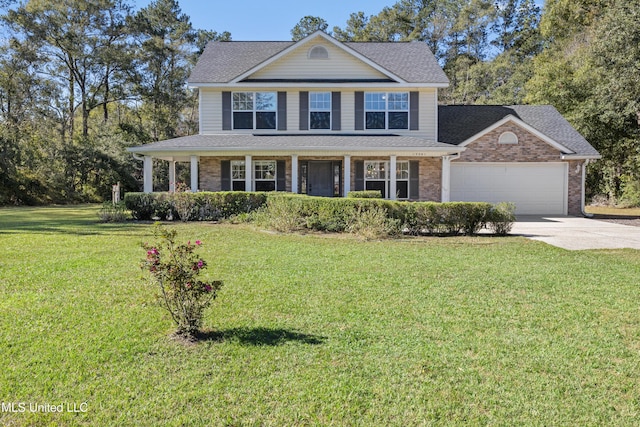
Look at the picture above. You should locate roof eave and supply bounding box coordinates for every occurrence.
[187,82,450,88]
[560,154,602,160]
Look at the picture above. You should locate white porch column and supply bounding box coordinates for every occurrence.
[291,154,299,193]
[168,160,176,192]
[441,155,452,202]
[190,155,198,192]
[245,155,252,191]
[389,155,397,200]
[343,155,351,197]
[143,156,153,193]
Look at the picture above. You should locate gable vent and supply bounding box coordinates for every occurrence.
[308,45,329,59]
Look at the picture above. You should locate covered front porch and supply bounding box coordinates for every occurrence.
[129,133,465,201]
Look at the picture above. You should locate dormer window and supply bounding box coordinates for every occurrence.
[499,131,518,144]
[308,45,329,59]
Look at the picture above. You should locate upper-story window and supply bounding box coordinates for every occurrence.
[309,92,331,129]
[365,92,409,130]
[232,92,276,130]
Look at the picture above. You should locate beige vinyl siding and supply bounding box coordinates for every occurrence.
[341,91,355,131]
[199,89,221,133]
[419,88,437,141]
[249,38,389,81]
[288,91,299,131]
[198,87,436,137]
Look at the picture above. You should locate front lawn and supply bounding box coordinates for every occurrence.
[1,205,639,425]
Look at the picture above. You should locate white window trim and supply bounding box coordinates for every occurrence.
[309,92,332,130]
[231,92,277,130]
[364,160,410,199]
[231,160,246,190]
[253,160,277,188]
[364,92,410,130]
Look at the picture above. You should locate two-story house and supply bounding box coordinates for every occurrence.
[128,31,600,215]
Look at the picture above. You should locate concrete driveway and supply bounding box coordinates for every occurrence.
[511,216,640,250]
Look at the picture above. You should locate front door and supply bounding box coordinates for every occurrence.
[308,161,335,197]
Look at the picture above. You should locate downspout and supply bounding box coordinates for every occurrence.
[581,159,593,218]
[132,153,144,161]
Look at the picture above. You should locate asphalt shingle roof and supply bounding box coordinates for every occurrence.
[129,134,458,153]
[438,105,600,157]
[188,39,449,84]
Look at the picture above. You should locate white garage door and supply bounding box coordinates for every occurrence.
[451,163,568,215]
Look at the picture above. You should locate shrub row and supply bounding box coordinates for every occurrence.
[123,191,516,237]
[124,192,268,221]
[253,193,515,237]
[347,190,382,199]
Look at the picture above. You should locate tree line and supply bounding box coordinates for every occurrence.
[1,0,638,206]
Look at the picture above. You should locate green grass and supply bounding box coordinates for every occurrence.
[1,205,640,426]
[586,205,640,216]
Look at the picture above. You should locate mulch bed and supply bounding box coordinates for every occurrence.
[591,215,640,227]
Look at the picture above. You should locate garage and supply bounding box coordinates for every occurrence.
[450,163,568,215]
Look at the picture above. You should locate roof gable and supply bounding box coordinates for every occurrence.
[241,33,394,83]
[438,105,600,157]
[188,31,449,86]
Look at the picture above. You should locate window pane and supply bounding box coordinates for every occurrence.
[310,111,331,129]
[388,112,408,129]
[254,161,276,180]
[388,93,408,110]
[366,112,385,129]
[310,92,331,110]
[365,93,386,110]
[231,161,245,180]
[233,112,253,129]
[232,181,246,191]
[233,92,253,110]
[396,181,408,199]
[256,112,276,129]
[396,162,409,179]
[255,92,276,111]
[255,181,276,191]
[365,161,386,180]
[365,181,386,198]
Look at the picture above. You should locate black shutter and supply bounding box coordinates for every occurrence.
[222,92,232,130]
[354,160,364,191]
[221,160,231,191]
[409,91,419,131]
[299,91,309,130]
[276,160,286,191]
[409,160,419,199]
[354,91,364,130]
[277,92,287,130]
[331,92,341,131]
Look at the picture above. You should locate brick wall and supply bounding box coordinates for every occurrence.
[567,160,584,216]
[455,122,561,162]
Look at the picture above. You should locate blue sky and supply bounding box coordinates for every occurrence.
[133,0,398,40]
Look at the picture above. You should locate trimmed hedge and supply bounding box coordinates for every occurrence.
[124,192,268,221]
[347,190,383,199]
[255,194,511,236]
[124,191,515,236]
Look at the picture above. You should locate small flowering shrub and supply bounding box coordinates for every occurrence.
[141,223,223,337]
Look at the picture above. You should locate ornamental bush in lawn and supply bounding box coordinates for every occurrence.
[141,223,223,338]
